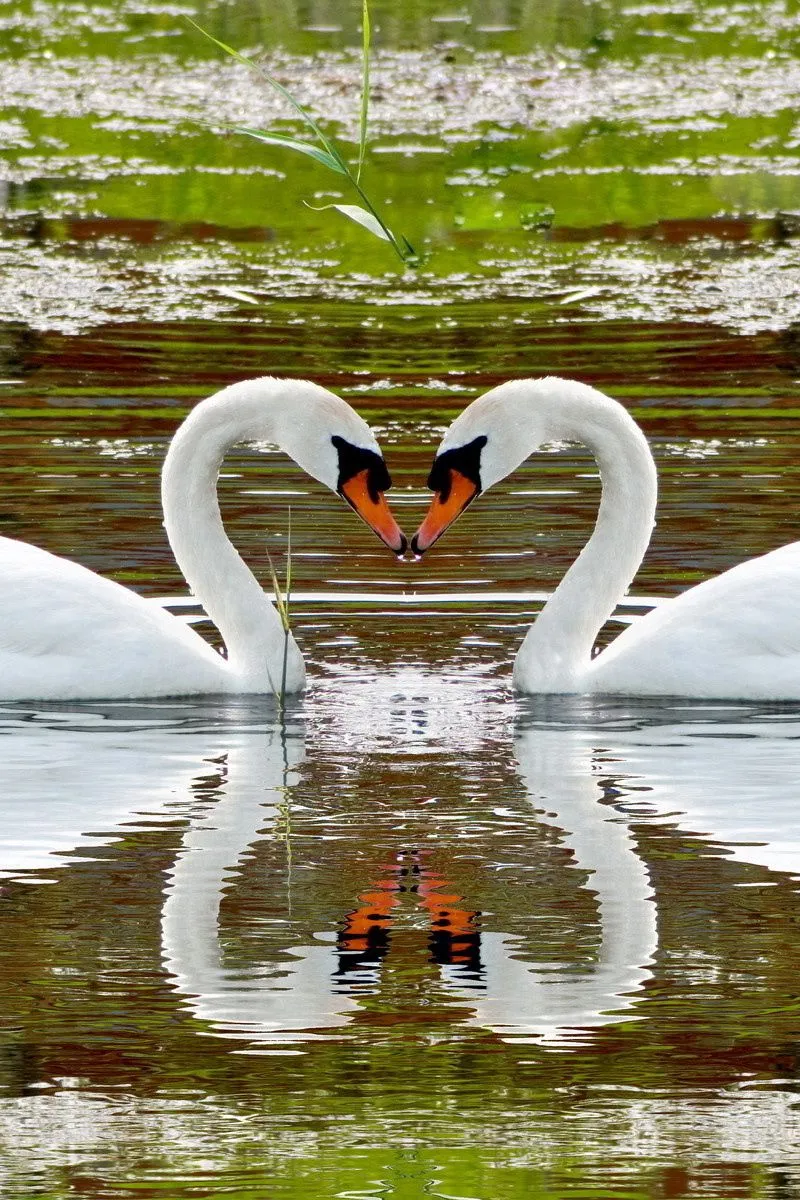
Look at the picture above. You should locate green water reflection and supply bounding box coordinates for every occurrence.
[3,0,800,330]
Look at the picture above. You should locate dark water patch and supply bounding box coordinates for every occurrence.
[549,214,800,244]
[2,211,279,246]
[8,211,800,249]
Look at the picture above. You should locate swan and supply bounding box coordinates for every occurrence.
[411,376,800,699]
[0,377,406,700]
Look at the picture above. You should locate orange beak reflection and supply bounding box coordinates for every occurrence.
[340,469,407,556]
[411,468,479,556]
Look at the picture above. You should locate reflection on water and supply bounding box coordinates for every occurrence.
[0,701,258,881]
[524,697,800,880]
[1,671,799,1195]
[160,677,658,1049]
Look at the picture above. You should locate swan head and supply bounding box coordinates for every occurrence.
[242,379,407,557]
[332,435,407,557]
[411,380,548,555]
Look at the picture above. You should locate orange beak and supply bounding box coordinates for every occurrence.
[340,468,407,556]
[411,468,479,556]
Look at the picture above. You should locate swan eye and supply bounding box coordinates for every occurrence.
[427,435,487,500]
[332,436,392,500]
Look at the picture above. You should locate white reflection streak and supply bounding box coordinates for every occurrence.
[607,718,800,878]
[445,725,658,1044]
[0,722,216,879]
[455,708,800,1043]
[160,728,360,1041]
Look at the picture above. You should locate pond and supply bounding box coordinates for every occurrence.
[1,1,800,1196]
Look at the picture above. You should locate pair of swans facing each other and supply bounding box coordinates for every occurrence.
[3,374,799,702]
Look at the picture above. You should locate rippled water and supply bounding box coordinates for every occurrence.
[3,1,800,1197]
[2,684,800,1197]
[1,313,800,1198]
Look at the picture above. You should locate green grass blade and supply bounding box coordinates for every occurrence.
[280,510,292,704]
[186,16,348,170]
[400,233,419,260]
[312,202,391,242]
[279,618,288,710]
[186,12,417,268]
[231,127,347,173]
[284,508,292,619]
[357,0,370,184]
[265,547,290,633]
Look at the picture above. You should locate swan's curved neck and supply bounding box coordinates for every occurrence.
[161,387,288,681]
[516,387,657,690]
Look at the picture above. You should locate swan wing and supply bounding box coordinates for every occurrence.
[0,536,227,699]
[590,541,800,700]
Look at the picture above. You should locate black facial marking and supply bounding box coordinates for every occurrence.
[332,436,392,502]
[427,435,487,501]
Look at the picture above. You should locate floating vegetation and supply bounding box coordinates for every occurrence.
[187,2,417,265]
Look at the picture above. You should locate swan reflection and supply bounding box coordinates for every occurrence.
[159,679,662,1047]
[159,685,800,1046]
[0,700,270,880]
[160,723,367,1040]
[443,719,658,1043]
[517,695,800,880]
[2,686,797,1050]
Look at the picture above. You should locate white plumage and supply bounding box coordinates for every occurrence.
[415,377,800,700]
[0,377,400,700]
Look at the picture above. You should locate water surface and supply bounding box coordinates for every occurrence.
[2,1,800,1197]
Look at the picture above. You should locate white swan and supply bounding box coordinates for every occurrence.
[411,376,800,699]
[0,377,406,700]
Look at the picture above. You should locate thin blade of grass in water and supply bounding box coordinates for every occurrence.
[265,550,289,633]
[230,128,346,173]
[357,0,370,184]
[185,11,416,264]
[305,202,391,242]
[265,517,292,709]
[185,17,347,170]
[281,508,292,705]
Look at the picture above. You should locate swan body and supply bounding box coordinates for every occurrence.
[574,542,800,700]
[0,377,405,701]
[412,376,800,700]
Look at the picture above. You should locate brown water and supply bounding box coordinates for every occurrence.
[3,2,800,1197]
